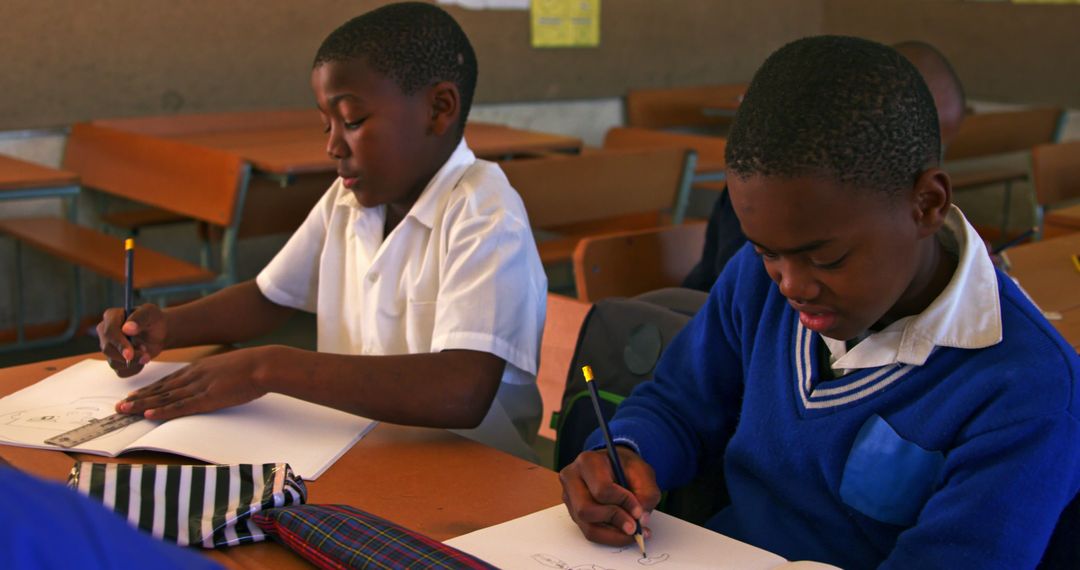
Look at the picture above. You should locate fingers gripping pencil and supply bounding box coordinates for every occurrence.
[582,365,647,558]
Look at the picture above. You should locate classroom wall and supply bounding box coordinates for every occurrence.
[822,0,1080,109]
[0,0,818,130]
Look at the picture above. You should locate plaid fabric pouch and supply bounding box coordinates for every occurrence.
[68,462,307,548]
[253,504,497,569]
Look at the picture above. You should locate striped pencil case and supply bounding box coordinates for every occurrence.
[68,462,307,548]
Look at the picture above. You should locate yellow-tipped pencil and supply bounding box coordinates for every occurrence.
[123,238,135,320]
[123,238,135,364]
[582,365,647,558]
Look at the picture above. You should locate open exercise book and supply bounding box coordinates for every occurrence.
[445,505,841,570]
[0,359,377,480]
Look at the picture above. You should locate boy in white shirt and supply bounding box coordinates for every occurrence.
[97,2,547,459]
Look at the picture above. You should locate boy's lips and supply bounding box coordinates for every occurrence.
[799,311,838,333]
[339,171,362,188]
[790,302,839,333]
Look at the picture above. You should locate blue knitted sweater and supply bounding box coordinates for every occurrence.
[597,244,1080,569]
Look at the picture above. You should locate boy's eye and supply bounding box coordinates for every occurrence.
[321,124,330,134]
[343,118,366,130]
[811,254,847,270]
[753,247,779,261]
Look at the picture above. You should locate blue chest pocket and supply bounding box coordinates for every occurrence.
[839,414,946,526]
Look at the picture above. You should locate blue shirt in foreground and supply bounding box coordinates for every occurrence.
[0,467,220,569]
[592,244,1080,569]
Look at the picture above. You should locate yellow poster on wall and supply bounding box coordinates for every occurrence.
[531,0,600,48]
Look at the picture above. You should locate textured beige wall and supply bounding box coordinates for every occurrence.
[823,0,1080,108]
[0,0,820,130]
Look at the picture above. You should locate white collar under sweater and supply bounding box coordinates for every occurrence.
[823,206,1002,373]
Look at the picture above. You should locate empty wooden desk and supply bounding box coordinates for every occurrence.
[1044,203,1080,239]
[94,110,583,183]
[1006,232,1080,350]
[85,111,582,249]
[0,347,563,569]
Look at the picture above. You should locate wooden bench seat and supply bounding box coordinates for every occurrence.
[0,218,215,290]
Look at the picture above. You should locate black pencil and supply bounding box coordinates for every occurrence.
[582,364,646,557]
[123,238,134,364]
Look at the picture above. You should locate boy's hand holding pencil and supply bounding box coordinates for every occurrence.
[560,444,661,547]
[560,366,660,551]
[97,304,169,378]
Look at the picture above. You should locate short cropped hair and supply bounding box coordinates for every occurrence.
[314,2,478,135]
[726,36,940,194]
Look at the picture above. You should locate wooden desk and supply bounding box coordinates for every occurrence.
[1044,203,1080,239]
[0,347,563,569]
[94,110,583,181]
[1007,233,1080,350]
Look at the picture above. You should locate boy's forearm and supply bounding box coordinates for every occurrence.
[163,280,294,348]
[253,346,505,429]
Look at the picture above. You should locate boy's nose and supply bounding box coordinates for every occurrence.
[776,263,821,303]
[325,131,349,160]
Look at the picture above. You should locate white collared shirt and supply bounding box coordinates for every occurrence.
[823,206,1002,373]
[255,140,547,457]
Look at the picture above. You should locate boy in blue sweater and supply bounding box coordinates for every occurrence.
[560,36,1080,569]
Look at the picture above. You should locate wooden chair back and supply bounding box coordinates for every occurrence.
[501,146,696,266]
[603,127,727,173]
[63,123,248,228]
[536,293,592,440]
[1031,140,1080,207]
[625,84,746,130]
[501,146,694,230]
[233,174,335,239]
[573,222,707,303]
[944,107,1065,161]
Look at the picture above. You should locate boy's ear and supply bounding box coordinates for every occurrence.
[911,168,952,238]
[427,81,461,136]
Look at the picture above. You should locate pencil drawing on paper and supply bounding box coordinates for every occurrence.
[0,396,114,432]
[612,545,671,565]
[532,553,615,570]
[532,549,671,569]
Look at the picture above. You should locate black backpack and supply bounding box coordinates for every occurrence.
[550,288,707,471]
